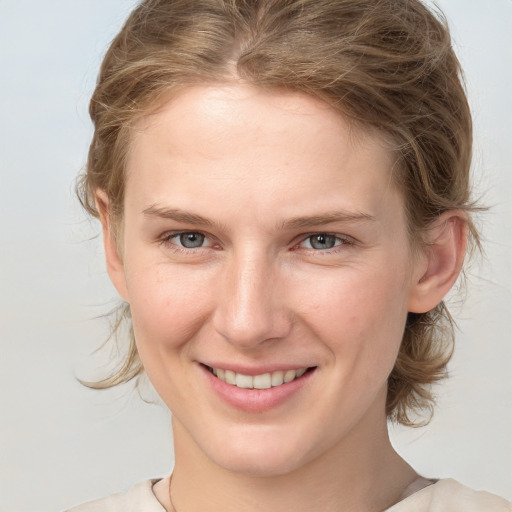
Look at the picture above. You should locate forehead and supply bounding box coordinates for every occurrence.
[131,84,386,160]
[125,84,402,229]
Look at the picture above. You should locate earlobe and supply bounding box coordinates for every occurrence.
[408,212,468,313]
[95,190,129,302]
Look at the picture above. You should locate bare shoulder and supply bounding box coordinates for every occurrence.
[387,479,512,512]
[432,479,511,511]
[66,479,166,512]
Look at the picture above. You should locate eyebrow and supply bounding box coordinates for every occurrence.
[143,205,215,226]
[279,210,376,230]
[142,205,376,230]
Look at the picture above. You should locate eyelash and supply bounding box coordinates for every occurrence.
[159,231,354,255]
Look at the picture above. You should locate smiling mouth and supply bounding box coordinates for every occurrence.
[206,366,315,389]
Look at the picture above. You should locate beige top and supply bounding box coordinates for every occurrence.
[68,477,512,512]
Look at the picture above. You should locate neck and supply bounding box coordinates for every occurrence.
[166,407,417,512]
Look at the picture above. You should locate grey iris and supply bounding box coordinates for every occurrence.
[310,234,336,250]
[180,233,205,248]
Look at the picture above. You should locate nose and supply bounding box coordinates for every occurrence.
[212,251,292,350]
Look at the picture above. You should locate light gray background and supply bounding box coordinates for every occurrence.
[0,1,511,511]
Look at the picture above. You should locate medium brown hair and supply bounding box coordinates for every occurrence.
[78,0,478,426]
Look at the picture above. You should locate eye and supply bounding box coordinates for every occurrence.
[177,232,206,248]
[162,231,212,250]
[300,233,347,250]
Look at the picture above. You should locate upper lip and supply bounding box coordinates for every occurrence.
[200,362,315,376]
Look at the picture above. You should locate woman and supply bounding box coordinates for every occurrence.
[69,0,511,510]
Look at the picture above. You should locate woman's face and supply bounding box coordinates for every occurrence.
[108,84,427,475]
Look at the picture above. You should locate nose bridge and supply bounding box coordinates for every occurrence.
[213,248,290,348]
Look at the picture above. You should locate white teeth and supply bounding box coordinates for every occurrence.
[224,370,236,385]
[271,370,284,387]
[283,369,296,383]
[235,373,254,389]
[253,373,272,389]
[210,366,309,389]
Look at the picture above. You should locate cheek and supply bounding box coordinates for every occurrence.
[297,265,409,373]
[125,265,219,410]
[125,264,213,365]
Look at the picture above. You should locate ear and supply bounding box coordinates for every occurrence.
[408,211,468,313]
[95,190,129,302]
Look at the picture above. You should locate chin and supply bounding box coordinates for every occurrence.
[212,449,306,477]
[199,425,321,477]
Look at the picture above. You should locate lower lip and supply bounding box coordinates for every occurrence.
[200,365,315,413]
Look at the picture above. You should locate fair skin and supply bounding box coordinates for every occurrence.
[98,84,466,512]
